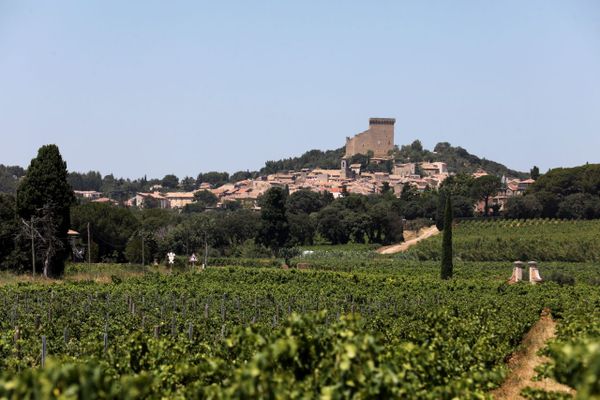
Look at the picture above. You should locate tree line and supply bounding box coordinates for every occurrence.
[506,164,600,220]
[1,144,599,276]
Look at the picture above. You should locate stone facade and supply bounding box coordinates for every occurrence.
[345,118,395,158]
[393,163,416,177]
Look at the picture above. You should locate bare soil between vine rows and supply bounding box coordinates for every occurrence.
[491,310,575,399]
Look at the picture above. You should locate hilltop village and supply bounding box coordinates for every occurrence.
[74,118,534,211]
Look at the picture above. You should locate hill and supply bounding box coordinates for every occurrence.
[395,141,527,178]
[259,141,527,178]
[260,148,345,175]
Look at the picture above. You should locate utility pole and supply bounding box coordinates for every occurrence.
[141,231,145,266]
[30,216,35,276]
[87,222,91,264]
[204,234,208,269]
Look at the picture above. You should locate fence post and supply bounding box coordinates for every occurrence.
[41,335,46,368]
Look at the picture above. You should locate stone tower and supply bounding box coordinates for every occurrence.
[345,118,395,158]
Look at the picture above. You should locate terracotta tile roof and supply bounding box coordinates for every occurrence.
[92,197,117,204]
[165,192,195,199]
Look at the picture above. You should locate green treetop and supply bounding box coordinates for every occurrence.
[16,145,75,277]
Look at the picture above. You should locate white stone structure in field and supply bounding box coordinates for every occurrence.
[528,261,543,284]
[508,260,543,284]
[508,261,524,284]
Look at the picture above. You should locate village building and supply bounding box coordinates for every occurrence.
[113,119,530,212]
[475,177,537,213]
[127,192,170,209]
[91,197,118,205]
[74,190,103,200]
[393,163,416,177]
[164,192,196,208]
[420,162,448,177]
[472,169,488,179]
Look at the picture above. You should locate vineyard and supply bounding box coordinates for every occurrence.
[403,219,600,262]
[0,260,598,399]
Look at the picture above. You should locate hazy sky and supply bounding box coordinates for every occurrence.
[1,1,599,179]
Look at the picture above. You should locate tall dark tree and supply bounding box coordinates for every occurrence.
[16,145,75,277]
[439,174,475,199]
[399,183,418,202]
[471,175,501,217]
[180,176,197,191]
[257,187,289,254]
[530,166,540,180]
[67,171,103,191]
[557,193,600,220]
[161,174,179,189]
[505,195,543,219]
[440,195,453,280]
[380,181,393,195]
[229,170,254,183]
[317,205,349,245]
[197,171,230,188]
[193,190,218,209]
[287,189,327,215]
[435,190,448,231]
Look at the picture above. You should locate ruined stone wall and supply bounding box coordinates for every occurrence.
[345,118,395,158]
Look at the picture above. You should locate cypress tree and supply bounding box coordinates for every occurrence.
[16,145,74,277]
[440,194,453,280]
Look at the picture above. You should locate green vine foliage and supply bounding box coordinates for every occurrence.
[402,219,600,262]
[0,260,598,398]
[534,282,600,399]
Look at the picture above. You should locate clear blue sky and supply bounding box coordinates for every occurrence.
[1,1,599,179]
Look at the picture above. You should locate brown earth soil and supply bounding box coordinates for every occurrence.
[491,310,575,399]
[376,226,440,255]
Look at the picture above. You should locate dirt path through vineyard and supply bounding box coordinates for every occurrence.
[491,310,575,399]
[377,226,439,254]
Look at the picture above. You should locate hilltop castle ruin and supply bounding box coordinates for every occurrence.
[344,118,395,158]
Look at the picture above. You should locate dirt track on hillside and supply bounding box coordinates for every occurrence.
[376,226,440,255]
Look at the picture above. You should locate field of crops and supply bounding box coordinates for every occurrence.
[533,280,600,399]
[404,219,600,262]
[0,260,598,398]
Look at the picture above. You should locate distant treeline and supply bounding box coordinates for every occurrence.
[261,148,345,174]
[2,162,600,270]
[0,141,527,195]
[2,187,411,268]
[508,163,600,220]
